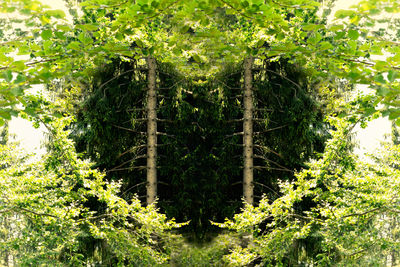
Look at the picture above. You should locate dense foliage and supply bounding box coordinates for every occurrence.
[1,0,400,265]
[0,118,180,266]
[65,57,331,236]
[222,117,400,266]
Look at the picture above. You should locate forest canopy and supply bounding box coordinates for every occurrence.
[1,0,400,266]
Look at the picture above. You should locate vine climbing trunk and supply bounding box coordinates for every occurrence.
[243,57,254,205]
[146,57,157,205]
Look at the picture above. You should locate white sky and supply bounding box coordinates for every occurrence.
[8,0,393,158]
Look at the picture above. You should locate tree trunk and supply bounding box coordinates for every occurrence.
[146,57,157,205]
[243,57,254,205]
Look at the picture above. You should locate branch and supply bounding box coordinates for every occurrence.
[100,69,136,97]
[108,154,147,172]
[219,0,256,19]
[254,166,294,172]
[263,69,300,97]
[144,0,181,20]
[254,182,281,197]
[107,166,147,172]
[341,207,386,219]
[254,124,288,134]
[12,206,59,218]
[254,155,292,172]
[254,145,283,158]
[112,124,147,135]
[225,118,244,123]
[99,0,128,8]
[225,132,244,138]
[121,182,147,196]
[0,58,56,71]
[117,144,146,158]
[287,213,323,222]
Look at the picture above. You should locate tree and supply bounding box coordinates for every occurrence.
[243,57,254,205]
[222,116,400,266]
[2,0,400,263]
[0,117,180,266]
[146,56,158,205]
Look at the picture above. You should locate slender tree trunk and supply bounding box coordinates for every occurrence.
[243,57,254,205]
[146,57,157,205]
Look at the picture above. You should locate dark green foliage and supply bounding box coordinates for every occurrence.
[157,78,242,237]
[69,58,330,237]
[71,59,148,199]
[221,60,330,202]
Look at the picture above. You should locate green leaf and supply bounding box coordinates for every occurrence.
[43,40,52,51]
[387,70,397,82]
[389,110,400,120]
[57,24,72,31]
[348,30,359,40]
[44,10,66,19]
[3,70,12,82]
[24,107,37,117]
[192,54,202,63]
[77,24,99,31]
[256,40,265,48]
[10,86,24,96]
[302,24,325,31]
[319,41,333,51]
[377,87,390,96]
[115,32,124,40]
[374,74,386,84]
[14,74,26,84]
[329,24,344,31]
[11,61,26,71]
[241,0,249,8]
[151,0,159,8]
[0,110,11,120]
[67,41,81,51]
[335,10,356,19]
[135,39,145,48]
[41,29,52,40]
[370,45,383,55]
[180,25,190,34]
[374,61,388,71]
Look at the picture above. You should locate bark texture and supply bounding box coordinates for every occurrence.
[146,57,157,205]
[243,57,254,205]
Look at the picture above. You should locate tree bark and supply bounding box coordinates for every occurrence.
[243,57,254,205]
[146,57,157,205]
